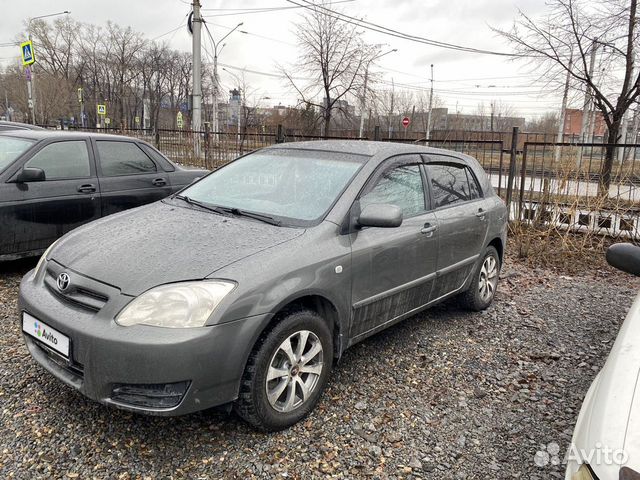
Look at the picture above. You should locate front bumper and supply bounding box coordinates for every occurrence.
[18,266,267,416]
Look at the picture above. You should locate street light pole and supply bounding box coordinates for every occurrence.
[191,0,203,157]
[223,68,243,147]
[358,48,397,139]
[209,23,243,139]
[25,10,70,125]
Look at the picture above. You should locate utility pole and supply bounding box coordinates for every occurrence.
[26,30,36,124]
[577,39,597,168]
[4,90,10,121]
[358,67,369,139]
[425,64,434,144]
[191,0,203,157]
[388,78,395,139]
[555,52,573,163]
[77,87,84,128]
[24,11,70,125]
[358,48,396,139]
[212,55,218,136]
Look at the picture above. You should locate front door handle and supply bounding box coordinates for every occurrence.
[152,178,167,187]
[420,223,438,237]
[77,183,96,194]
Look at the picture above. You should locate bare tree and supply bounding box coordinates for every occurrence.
[283,2,375,137]
[496,0,640,193]
[527,111,560,133]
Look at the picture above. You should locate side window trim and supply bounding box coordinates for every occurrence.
[465,166,484,200]
[138,142,176,172]
[94,140,158,177]
[357,154,427,219]
[22,139,94,180]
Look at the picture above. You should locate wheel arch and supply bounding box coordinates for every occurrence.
[487,237,504,263]
[269,293,344,360]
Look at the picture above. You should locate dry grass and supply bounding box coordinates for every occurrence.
[507,223,623,276]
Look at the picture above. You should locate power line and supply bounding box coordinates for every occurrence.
[200,0,355,14]
[150,13,189,41]
[288,0,519,57]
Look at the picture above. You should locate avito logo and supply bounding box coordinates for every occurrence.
[34,322,59,345]
[41,329,59,345]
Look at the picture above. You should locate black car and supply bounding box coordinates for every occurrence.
[0,130,206,260]
[0,120,45,132]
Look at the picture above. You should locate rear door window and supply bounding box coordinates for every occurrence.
[24,140,91,179]
[96,141,157,176]
[426,163,474,208]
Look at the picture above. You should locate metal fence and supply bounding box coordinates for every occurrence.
[64,124,640,238]
[506,139,640,239]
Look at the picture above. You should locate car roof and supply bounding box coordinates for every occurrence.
[0,129,145,141]
[0,120,45,131]
[263,139,469,160]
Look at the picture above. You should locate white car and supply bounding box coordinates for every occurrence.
[566,243,640,480]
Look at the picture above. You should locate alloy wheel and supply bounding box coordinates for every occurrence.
[265,330,324,413]
[478,255,499,302]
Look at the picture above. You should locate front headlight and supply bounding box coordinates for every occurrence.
[116,280,236,328]
[572,464,595,480]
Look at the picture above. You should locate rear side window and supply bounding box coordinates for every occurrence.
[426,163,478,208]
[360,164,426,217]
[139,143,175,172]
[96,141,157,176]
[466,169,482,200]
[25,140,91,179]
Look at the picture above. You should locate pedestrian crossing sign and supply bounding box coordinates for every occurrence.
[21,40,35,66]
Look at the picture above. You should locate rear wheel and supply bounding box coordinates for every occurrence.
[460,246,500,311]
[234,309,333,431]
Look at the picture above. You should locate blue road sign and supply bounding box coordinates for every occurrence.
[21,40,35,66]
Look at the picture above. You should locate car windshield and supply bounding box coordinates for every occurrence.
[179,148,367,226]
[0,137,35,173]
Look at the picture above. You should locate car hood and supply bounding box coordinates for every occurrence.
[50,201,305,296]
[573,290,640,479]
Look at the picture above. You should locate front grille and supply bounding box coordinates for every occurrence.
[44,266,110,312]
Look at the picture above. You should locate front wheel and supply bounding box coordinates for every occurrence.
[460,246,500,311]
[234,309,333,431]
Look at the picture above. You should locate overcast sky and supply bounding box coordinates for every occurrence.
[0,0,569,120]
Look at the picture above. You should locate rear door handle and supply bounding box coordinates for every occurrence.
[77,183,96,194]
[475,209,486,219]
[420,223,438,237]
[152,178,167,187]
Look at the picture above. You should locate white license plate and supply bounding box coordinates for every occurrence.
[22,312,70,358]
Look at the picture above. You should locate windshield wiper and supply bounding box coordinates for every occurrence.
[173,195,231,216]
[227,208,282,226]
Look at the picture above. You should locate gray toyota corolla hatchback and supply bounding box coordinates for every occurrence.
[19,140,507,431]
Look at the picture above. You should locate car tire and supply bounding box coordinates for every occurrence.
[234,309,333,431]
[460,246,501,311]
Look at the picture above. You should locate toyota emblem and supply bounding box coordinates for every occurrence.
[56,272,70,291]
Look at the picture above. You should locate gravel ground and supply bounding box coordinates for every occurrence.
[1,256,638,479]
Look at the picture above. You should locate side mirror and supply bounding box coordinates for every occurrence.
[17,167,45,183]
[358,203,403,228]
[606,243,640,276]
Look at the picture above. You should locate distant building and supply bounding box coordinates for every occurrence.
[563,108,607,137]
[380,108,524,133]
